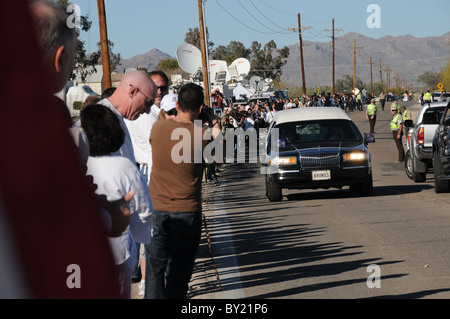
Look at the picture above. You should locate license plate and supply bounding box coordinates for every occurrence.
[312,170,331,181]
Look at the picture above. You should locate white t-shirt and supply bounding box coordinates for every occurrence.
[86,155,153,266]
[124,105,160,177]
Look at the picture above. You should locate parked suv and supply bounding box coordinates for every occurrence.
[432,102,450,192]
[405,102,447,182]
[262,107,373,202]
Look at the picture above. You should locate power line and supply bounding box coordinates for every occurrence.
[235,0,289,34]
[213,0,285,34]
[254,0,297,16]
[248,0,290,33]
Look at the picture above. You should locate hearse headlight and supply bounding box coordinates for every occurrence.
[343,152,368,162]
[269,156,297,165]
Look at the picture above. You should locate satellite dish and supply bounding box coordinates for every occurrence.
[176,43,202,75]
[209,60,230,84]
[249,76,264,91]
[229,58,250,78]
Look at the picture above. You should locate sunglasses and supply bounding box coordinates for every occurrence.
[166,109,177,116]
[130,84,154,108]
[156,85,168,92]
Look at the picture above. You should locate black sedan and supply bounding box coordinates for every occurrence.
[262,108,373,202]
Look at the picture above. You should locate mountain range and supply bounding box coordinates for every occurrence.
[116,31,449,89]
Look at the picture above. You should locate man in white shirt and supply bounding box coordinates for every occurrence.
[123,70,168,295]
[125,71,169,183]
[95,70,156,165]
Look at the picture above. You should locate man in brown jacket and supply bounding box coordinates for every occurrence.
[145,83,221,299]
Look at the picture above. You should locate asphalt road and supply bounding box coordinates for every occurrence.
[133,100,450,300]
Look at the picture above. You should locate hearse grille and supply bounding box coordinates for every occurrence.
[299,152,340,169]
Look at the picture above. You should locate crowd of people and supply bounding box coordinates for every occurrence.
[0,0,223,299]
[217,91,376,134]
[2,0,422,299]
[217,90,414,167]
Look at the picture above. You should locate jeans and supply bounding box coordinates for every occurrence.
[144,210,202,299]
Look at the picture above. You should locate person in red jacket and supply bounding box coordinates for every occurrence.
[0,0,126,298]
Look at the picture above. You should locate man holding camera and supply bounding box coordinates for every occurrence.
[211,88,224,115]
[145,83,221,299]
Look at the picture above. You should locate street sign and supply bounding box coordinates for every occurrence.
[437,82,444,91]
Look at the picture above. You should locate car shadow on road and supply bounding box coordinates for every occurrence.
[284,184,434,201]
[191,163,444,299]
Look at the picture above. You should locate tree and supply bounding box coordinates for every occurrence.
[441,59,450,90]
[211,41,250,64]
[184,27,214,53]
[57,0,98,82]
[58,0,121,81]
[157,58,188,84]
[89,40,122,73]
[335,74,365,93]
[417,71,442,89]
[158,58,179,71]
[249,40,289,82]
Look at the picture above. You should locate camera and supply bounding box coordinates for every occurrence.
[198,106,216,126]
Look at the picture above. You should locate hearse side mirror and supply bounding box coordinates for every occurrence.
[364,133,375,145]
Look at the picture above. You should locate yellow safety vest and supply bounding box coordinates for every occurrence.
[390,114,402,131]
[367,103,377,116]
[402,110,410,121]
[424,92,432,101]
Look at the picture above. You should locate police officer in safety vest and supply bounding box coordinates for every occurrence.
[401,105,412,122]
[392,98,401,113]
[356,92,362,111]
[390,104,405,162]
[423,90,432,105]
[366,98,378,133]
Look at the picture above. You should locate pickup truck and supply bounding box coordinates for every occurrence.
[405,102,447,182]
[432,102,450,192]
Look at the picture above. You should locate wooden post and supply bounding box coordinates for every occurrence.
[325,19,342,95]
[364,56,374,95]
[198,0,210,107]
[298,14,307,96]
[97,0,111,89]
[346,38,363,93]
[288,14,310,96]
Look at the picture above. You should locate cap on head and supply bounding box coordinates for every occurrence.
[160,94,178,112]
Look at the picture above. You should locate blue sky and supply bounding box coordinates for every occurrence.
[72,0,450,59]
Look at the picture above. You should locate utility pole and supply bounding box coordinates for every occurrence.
[288,14,311,96]
[364,56,374,95]
[325,18,343,95]
[378,58,383,86]
[385,65,391,91]
[198,0,210,107]
[346,38,363,93]
[97,0,111,89]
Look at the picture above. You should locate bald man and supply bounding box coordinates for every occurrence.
[106,70,157,121]
[77,70,156,164]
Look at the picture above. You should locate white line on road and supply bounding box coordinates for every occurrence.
[211,180,246,299]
